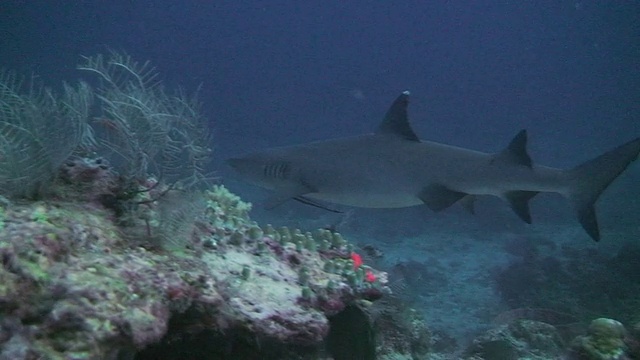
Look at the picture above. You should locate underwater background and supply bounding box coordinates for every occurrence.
[1,2,639,359]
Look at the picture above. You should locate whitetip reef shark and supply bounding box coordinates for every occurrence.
[228,91,640,241]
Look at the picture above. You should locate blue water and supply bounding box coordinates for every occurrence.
[2,1,639,356]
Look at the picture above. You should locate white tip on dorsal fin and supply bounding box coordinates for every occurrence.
[375,91,420,142]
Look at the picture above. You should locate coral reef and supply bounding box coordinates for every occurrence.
[0,183,389,359]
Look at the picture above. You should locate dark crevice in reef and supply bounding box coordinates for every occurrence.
[134,310,322,360]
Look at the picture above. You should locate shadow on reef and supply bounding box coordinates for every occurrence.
[134,305,375,360]
[327,305,376,360]
[135,328,319,360]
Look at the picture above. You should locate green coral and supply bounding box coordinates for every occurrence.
[0,205,5,230]
[31,204,49,224]
[571,318,628,359]
[204,184,252,228]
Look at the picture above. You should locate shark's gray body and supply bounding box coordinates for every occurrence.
[228,92,640,241]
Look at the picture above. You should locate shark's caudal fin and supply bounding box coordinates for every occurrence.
[565,137,640,241]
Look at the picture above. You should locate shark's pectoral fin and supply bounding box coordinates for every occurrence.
[264,184,314,209]
[492,130,533,168]
[418,184,468,212]
[503,190,539,223]
[294,196,343,213]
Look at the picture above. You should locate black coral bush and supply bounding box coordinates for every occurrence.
[0,71,93,197]
[0,51,212,200]
[79,51,212,188]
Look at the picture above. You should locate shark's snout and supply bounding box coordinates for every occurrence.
[226,157,242,169]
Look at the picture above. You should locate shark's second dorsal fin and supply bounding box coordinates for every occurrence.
[375,91,420,142]
[493,129,533,168]
[503,190,539,223]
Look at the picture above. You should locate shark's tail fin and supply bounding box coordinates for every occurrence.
[564,138,640,241]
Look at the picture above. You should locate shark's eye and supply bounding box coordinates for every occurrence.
[263,162,291,179]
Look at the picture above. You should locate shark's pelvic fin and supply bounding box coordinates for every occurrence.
[565,137,640,241]
[418,184,468,211]
[375,91,420,142]
[492,129,533,168]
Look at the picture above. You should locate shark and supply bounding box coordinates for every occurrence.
[228,91,640,241]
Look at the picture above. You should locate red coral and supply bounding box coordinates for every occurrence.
[365,270,376,283]
[350,252,363,269]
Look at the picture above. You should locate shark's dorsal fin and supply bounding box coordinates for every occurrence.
[375,91,420,142]
[492,129,533,168]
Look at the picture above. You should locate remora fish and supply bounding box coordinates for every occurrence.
[228,91,640,241]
